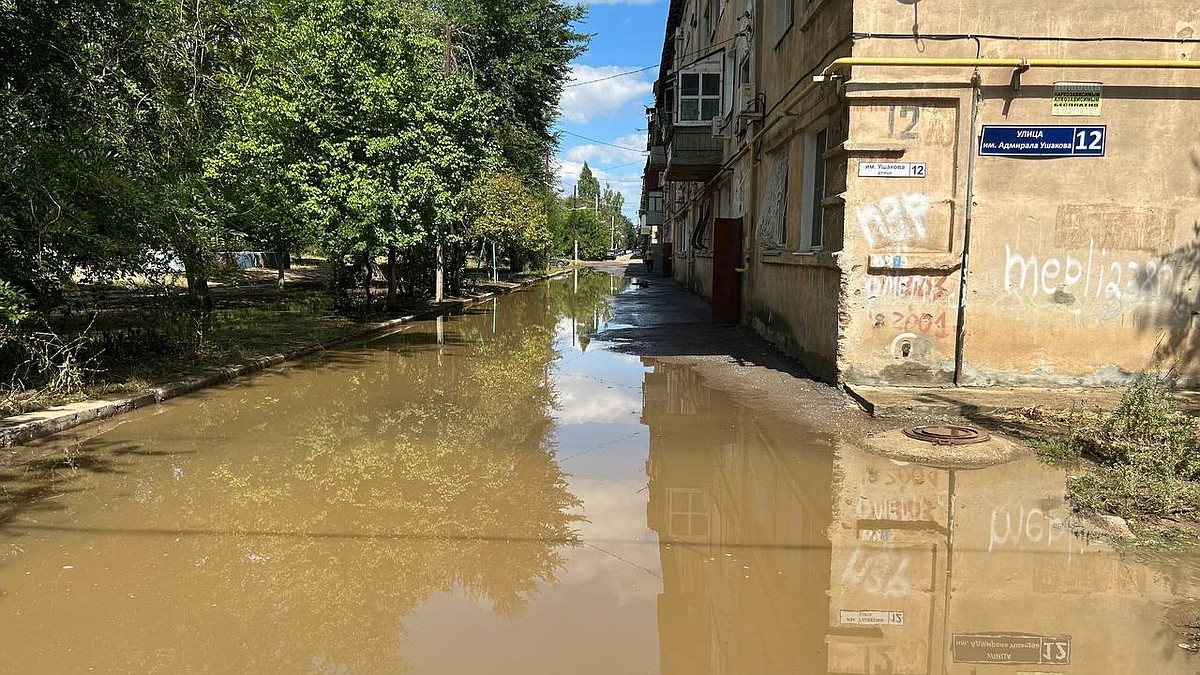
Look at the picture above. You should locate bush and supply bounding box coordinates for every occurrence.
[1058,376,1200,528]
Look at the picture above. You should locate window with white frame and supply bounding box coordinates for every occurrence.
[800,129,827,250]
[676,55,723,124]
[667,488,710,537]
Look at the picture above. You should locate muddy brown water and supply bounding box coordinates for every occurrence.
[1,270,1196,674]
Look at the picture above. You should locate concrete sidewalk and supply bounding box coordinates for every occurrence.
[845,383,1200,418]
[594,261,1200,421]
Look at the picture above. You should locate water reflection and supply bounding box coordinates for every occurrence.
[640,362,1200,674]
[1,270,1196,673]
[0,272,625,674]
[643,362,836,673]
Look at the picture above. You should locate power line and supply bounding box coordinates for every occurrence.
[565,64,659,88]
[604,158,648,171]
[556,129,647,153]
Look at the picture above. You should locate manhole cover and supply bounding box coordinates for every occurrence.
[902,424,990,446]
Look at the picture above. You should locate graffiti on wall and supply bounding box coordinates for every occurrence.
[866,273,955,345]
[866,274,949,304]
[856,193,932,248]
[841,548,912,597]
[1004,240,1175,303]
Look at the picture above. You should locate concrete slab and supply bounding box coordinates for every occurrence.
[845,383,1200,418]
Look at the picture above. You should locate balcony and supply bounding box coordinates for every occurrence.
[642,189,664,226]
[664,126,723,182]
[648,145,667,171]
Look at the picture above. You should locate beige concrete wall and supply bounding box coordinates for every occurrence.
[840,93,969,384]
[745,259,842,382]
[656,0,1199,386]
[837,0,1200,385]
[731,0,854,382]
[690,253,714,299]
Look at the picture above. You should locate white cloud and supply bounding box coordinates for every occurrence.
[553,368,642,425]
[559,64,654,123]
[561,477,661,603]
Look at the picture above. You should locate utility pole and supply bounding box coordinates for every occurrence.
[572,184,579,263]
[610,215,615,251]
[435,23,451,304]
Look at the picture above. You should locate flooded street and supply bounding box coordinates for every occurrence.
[1,268,1197,674]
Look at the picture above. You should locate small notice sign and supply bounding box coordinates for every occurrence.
[952,633,1071,665]
[859,162,926,178]
[839,610,905,626]
[1052,82,1102,116]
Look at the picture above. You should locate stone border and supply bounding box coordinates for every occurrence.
[0,270,571,449]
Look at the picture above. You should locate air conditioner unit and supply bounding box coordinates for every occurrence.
[736,84,758,115]
[712,116,730,138]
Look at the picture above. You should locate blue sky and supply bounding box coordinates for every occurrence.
[554,1,667,220]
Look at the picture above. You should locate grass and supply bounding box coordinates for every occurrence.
[1031,376,1200,545]
[1,292,361,417]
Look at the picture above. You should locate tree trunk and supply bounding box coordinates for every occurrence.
[435,233,444,303]
[276,250,286,291]
[362,253,372,310]
[181,251,213,313]
[386,244,398,310]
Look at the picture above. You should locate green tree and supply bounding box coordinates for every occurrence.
[467,170,553,272]
[438,0,588,185]
[0,0,151,308]
[576,162,601,211]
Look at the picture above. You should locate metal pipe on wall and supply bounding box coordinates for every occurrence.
[953,69,982,386]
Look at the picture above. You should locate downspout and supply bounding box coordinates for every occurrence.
[953,68,982,387]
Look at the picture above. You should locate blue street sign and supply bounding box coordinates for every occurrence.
[979,125,1106,157]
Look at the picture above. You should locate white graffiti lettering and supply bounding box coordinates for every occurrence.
[857,193,932,248]
[841,549,912,597]
[988,506,1066,553]
[865,274,950,304]
[1004,239,1175,303]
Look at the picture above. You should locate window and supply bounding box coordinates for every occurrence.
[678,72,722,123]
[757,149,789,247]
[775,0,794,42]
[667,489,710,537]
[649,192,664,213]
[801,129,827,250]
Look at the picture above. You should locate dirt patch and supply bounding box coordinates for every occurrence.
[1167,602,1200,653]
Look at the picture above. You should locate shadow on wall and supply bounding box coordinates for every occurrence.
[1134,149,1200,382]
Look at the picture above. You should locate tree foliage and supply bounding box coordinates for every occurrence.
[1,0,588,317]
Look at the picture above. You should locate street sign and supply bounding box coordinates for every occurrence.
[952,633,1071,665]
[839,610,905,626]
[979,125,1106,157]
[859,162,926,178]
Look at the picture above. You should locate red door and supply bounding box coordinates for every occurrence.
[712,218,743,324]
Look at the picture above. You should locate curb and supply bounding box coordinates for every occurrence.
[0,269,572,449]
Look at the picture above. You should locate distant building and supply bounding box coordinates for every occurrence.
[639,0,1200,386]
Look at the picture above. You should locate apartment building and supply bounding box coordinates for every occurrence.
[639,0,1200,386]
